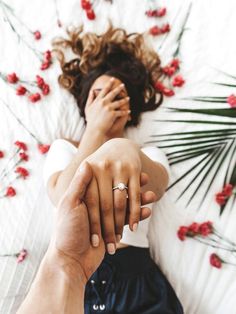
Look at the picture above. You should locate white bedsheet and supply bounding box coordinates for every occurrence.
[0,0,236,313]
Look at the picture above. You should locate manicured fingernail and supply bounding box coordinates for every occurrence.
[107,243,116,255]
[120,83,125,88]
[126,97,130,101]
[110,77,115,82]
[133,223,138,232]
[91,234,99,247]
[127,110,131,113]
[116,234,122,242]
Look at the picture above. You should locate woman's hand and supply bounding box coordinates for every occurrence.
[84,77,130,134]
[83,138,157,254]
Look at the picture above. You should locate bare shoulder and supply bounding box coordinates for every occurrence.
[63,138,80,148]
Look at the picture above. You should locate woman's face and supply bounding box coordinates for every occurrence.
[87,75,131,137]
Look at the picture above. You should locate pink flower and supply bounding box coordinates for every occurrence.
[7,72,19,84]
[172,75,185,87]
[28,93,41,103]
[227,94,236,108]
[210,253,222,269]
[0,150,4,158]
[177,226,189,241]
[16,249,28,263]
[215,192,226,205]
[5,186,16,197]
[16,85,27,95]
[19,152,29,161]
[38,144,50,154]
[15,141,27,151]
[199,221,213,236]
[86,9,96,20]
[15,167,29,179]
[34,30,41,40]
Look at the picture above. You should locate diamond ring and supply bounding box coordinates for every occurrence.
[112,182,128,191]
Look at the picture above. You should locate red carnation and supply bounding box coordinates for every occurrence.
[42,84,50,95]
[149,25,161,36]
[188,222,200,235]
[44,50,52,62]
[36,75,45,88]
[34,30,41,40]
[81,0,91,10]
[177,226,189,241]
[5,186,16,197]
[222,184,233,197]
[15,167,29,179]
[172,75,185,87]
[162,66,176,77]
[7,72,19,84]
[210,253,222,269]
[0,150,4,158]
[199,221,213,236]
[15,141,27,151]
[16,249,28,263]
[215,192,226,205]
[28,93,41,103]
[154,81,165,92]
[86,9,95,20]
[40,61,51,71]
[157,7,167,17]
[160,23,170,34]
[162,88,175,97]
[170,58,180,69]
[227,94,236,108]
[19,152,29,161]
[38,144,50,154]
[16,85,27,96]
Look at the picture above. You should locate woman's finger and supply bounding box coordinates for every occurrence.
[127,171,141,231]
[104,83,126,103]
[112,178,129,241]
[125,206,151,225]
[95,166,116,255]
[109,96,130,111]
[85,176,102,248]
[96,77,115,99]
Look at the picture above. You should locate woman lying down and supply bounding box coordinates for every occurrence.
[43,25,183,314]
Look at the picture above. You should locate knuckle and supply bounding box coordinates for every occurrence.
[98,159,111,170]
[101,202,112,216]
[104,231,115,243]
[114,199,125,213]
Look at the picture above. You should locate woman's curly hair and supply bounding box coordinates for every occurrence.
[52,25,163,126]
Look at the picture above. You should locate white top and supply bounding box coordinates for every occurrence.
[43,139,170,248]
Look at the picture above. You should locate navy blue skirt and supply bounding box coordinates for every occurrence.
[85,246,183,314]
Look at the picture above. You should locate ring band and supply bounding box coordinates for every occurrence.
[112,182,128,191]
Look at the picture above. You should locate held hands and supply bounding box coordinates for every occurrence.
[84,138,157,254]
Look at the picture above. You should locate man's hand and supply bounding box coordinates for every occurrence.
[49,162,105,284]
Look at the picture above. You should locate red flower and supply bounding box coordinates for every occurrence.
[16,85,27,95]
[154,81,165,92]
[162,88,175,97]
[149,25,161,36]
[42,84,50,95]
[189,222,200,234]
[16,249,28,263]
[81,0,91,10]
[28,93,41,103]
[5,186,16,197]
[172,75,185,87]
[227,94,236,108]
[215,192,226,205]
[19,152,29,161]
[86,9,96,20]
[36,75,45,88]
[40,61,51,71]
[7,72,19,84]
[15,141,27,151]
[0,150,4,158]
[170,58,180,69]
[157,7,167,17]
[210,253,222,269]
[34,30,41,40]
[162,66,176,77]
[177,226,189,241]
[44,50,52,62]
[38,144,50,154]
[160,23,170,34]
[222,184,233,197]
[15,167,29,179]
[199,221,213,236]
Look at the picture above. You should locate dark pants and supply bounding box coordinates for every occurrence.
[85,246,183,314]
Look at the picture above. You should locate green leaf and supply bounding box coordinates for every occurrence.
[154,119,236,125]
[167,107,236,118]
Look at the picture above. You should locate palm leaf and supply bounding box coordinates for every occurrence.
[166,107,236,118]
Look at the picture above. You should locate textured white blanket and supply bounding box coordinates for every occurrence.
[0,0,235,313]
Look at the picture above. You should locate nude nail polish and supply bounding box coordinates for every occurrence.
[107,243,116,255]
[91,234,99,247]
[133,223,138,232]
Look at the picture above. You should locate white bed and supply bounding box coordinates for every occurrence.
[0,0,236,313]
